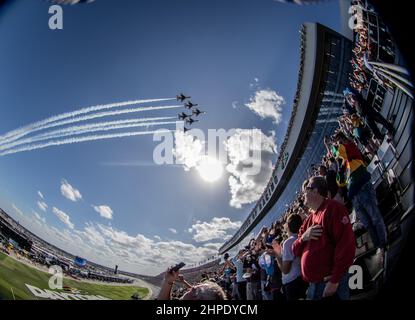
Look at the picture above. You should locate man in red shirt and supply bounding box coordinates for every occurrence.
[292,176,356,300]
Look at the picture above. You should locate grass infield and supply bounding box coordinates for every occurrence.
[0,252,149,300]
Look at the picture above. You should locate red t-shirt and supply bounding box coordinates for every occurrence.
[292,199,356,283]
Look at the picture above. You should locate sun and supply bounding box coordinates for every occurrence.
[196,156,224,182]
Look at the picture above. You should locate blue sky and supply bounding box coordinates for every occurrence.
[0,0,341,275]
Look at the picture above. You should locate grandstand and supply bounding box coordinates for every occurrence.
[156,5,413,300]
[212,7,413,299]
[0,214,33,252]
[0,209,134,285]
[220,22,354,254]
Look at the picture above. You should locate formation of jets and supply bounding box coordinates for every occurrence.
[176,93,191,102]
[185,117,198,125]
[184,101,198,109]
[192,108,205,117]
[176,93,206,132]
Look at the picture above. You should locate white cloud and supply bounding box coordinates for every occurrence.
[188,217,242,242]
[60,179,82,202]
[33,211,46,224]
[172,128,277,209]
[224,234,233,241]
[154,235,161,241]
[11,211,220,276]
[172,131,205,171]
[224,129,277,208]
[168,228,177,234]
[37,201,48,212]
[52,207,74,229]
[97,224,153,249]
[83,223,107,247]
[203,242,223,250]
[12,204,25,217]
[38,191,44,199]
[92,205,113,220]
[245,89,285,123]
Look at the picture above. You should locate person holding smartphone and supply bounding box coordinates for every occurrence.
[157,263,227,300]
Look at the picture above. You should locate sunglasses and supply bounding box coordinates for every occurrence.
[304,185,317,192]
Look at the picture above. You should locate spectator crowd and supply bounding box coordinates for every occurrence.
[158,0,398,301]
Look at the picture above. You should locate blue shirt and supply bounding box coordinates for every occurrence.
[259,252,274,276]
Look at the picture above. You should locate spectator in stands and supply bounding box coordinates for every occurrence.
[220,252,235,292]
[333,131,388,251]
[258,243,274,300]
[292,176,356,300]
[349,113,379,154]
[318,165,327,178]
[230,274,240,300]
[258,226,271,249]
[327,157,340,200]
[244,251,262,300]
[344,89,395,143]
[158,266,227,300]
[319,163,339,200]
[323,136,350,207]
[269,236,284,301]
[273,214,308,300]
[259,242,283,300]
[296,196,310,220]
[232,249,249,300]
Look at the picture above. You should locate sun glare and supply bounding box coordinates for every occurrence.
[196,157,224,182]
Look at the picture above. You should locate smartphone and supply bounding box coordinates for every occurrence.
[170,262,186,272]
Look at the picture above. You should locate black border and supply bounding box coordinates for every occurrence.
[0,0,414,317]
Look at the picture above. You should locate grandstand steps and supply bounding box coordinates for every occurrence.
[351,247,385,299]
[387,88,402,122]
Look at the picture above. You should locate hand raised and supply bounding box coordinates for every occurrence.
[165,266,180,283]
[271,239,282,256]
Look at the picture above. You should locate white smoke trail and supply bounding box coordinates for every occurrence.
[0,117,178,151]
[0,105,182,146]
[0,98,174,143]
[0,129,173,157]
